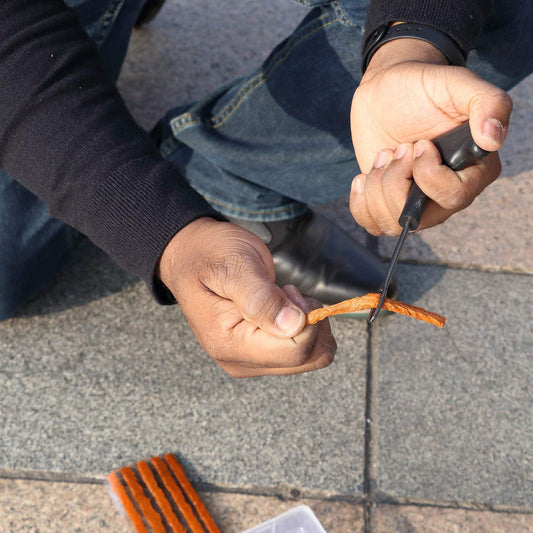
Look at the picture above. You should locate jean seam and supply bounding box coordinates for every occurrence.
[170,12,339,136]
[332,1,355,27]
[93,0,125,47]
[194,187,304,217]
[291,0,322,5]
[204,196,302,216]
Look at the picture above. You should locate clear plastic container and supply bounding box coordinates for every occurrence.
[242,505,327,533]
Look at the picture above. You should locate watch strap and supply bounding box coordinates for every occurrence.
[362,23,467,73]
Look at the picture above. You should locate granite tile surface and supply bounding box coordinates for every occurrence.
[376,504,533,533]
[0,479,130,533]
[0,477,364,533]
[376,264,533,507]
[378,168,533,273]
[199,493,364,532]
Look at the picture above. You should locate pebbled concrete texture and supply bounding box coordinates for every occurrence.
[0,479,130,533]
[0,478,365,533]
[199,493,364,532]
[3,476,532,533]
[0,238,368,496]
[1,0,532,530]
[375,504,533,533]
[376,264,533,507]
[117,0,305,131]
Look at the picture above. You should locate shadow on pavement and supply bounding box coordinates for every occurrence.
[15,237,138,317]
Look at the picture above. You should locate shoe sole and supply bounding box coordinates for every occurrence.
[135,0,166,27]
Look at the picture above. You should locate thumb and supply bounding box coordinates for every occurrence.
[235,274,306,339]
[211,235,306,338]
[448,69,513,152]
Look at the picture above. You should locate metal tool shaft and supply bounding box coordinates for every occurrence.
[367,123,490,324]
[368,222,411,323]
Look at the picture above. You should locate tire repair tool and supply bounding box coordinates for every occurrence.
[368,122,490,324]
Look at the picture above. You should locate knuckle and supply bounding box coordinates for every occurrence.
[242,282,281,322]
[373,215,394,236]
[384,227,402,237]
[436,185,470,211]
[359,218,384,236]
[488,86,513,113]
[378,216,401,237]
[200,249,264,293]
[471,86,513,122]
[215,248,253,274]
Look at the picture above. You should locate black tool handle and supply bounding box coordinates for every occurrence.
[398,123,490,230]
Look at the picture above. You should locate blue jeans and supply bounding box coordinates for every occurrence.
[1,0,532,319]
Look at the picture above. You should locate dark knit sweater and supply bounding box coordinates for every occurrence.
[365,0,493,54]
[0,1,492,301]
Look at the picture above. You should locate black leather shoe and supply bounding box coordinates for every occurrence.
[135,0,166,27]
[230,210,397,315]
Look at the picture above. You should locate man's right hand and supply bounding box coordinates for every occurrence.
[350,38,512,236]
[157,218,337,377]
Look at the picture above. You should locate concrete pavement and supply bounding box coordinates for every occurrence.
[1,1,531,531]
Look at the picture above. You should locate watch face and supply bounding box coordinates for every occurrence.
[363,24,389,71]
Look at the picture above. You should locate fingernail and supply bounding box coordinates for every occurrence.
[353,175,364,195]
[482,118,505,144]
[414,141,425,158]
[374,150,389,169]
[275,305,304,336]
[394,144,408,160]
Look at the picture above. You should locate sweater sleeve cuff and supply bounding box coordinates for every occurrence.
[364,1,492,57]
[85,156,223,305]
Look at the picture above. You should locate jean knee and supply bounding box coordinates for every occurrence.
[290,0,369,27]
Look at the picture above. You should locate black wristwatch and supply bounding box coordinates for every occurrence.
[362,23,467,73]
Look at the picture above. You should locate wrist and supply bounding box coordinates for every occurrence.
[365,38,448,76]
[363,21,466,77]
[157,216,219,290]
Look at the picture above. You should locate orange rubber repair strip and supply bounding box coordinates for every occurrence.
[108,472,148,533]
[137,461,186,533]
[164,454,221,533]
[306,293,446,328]
[120,466,166,533]
[151,456,205,532]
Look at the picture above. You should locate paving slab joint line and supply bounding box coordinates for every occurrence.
[363,321,380,533]
[374,492,533,515]
[0,469,105,485]
[0,470,364,504]
[194,482,364,503]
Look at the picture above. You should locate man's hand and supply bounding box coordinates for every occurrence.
[158,217,336,377]
[350,38,513,236]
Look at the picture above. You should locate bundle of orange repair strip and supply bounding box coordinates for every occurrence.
[108,453,220,533]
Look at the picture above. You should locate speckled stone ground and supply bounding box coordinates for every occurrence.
[2,478,531,532]
[1,0,532,531]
